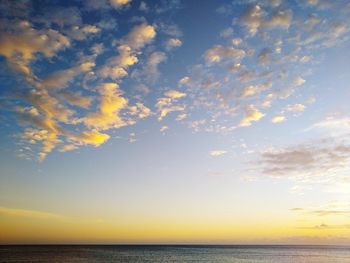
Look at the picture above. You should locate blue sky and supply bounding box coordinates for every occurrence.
[1,0,350,244]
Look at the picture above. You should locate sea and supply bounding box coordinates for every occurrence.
[0,245,349,262]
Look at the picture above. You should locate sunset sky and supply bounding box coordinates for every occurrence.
[1,0,350,245]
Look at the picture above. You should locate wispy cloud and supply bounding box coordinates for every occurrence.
[255,136,350,193]
[210,150,227,156]
[156,90,186,121]
[0,206,65,220]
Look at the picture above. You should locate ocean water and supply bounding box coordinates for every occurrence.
[0,245,350,262]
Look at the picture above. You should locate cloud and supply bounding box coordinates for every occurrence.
[271,115,286,123]
[239,5,292,36]
[3,0,350,161]
[307,117,350,132]
[257,137,350,183]
[99,45,138,80]
[76,129,110,146]
[110,0,132,9]
[291,202,350,218]
[285,103,306,112]
[264,10,293,29]
[232,38,243,46]
[60,91,93,109]
[178,76,190,86]
[82,83,128,130]
[303,14,322,31]
[0,206,65,220]
[297,21,347,47]
[164,90,186,99]
[293,76,306,86]
[148,51,167,67]
[98,23,156,80]
[0,20,70,78]
[236,69,255,83]
[142,51,167,82]
[176,113,187,121]
[16,87,78,160]
[124,23,156,49]
[59,144,79,152]
[1,18,159,160]
[17,93,110,160]
[240,81,272,97]
[40,62,95,90]
[239,105,265,127]
[210,150,227,156]
[297,224,350,230]
[311,211,350,217]
[219,27,234,38]
[139,1,149,11]
[204,45,246,63]
[160,125,169,133]
[131,51,167,83]
[20,127,60,161]
[128,102,152,119]
[64,25,100,41]
[306,0,319,5]
[257,48,272,64]
[156,90,187,121]
[165,38,182,50]
[156,99,185,121]
[154,0,182,14]
[239,5,265,36]
[36,6,82,27]
[24,90,74,124]
[97,18,118,30]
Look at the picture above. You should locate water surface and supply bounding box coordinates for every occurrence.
[1,245,349,262]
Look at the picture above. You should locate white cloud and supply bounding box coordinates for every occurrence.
[204,45,246,63]
[160,125,169,132]
[210,150,227,156]
[293,76,306,86]
[307,117,350,132]
[178,76,190,86]
[176,113,187,121]
[232,38,243,46]
[240,81,272,97]
[271,115,286,123]
[239,5,293,36]
[285,103,306,112]
[165,38,182,50]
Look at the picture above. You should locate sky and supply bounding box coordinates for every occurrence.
[0,0,350,245]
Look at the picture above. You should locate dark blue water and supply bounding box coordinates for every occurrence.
[1,245,350,262]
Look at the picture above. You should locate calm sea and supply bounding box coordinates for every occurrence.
[0,245,349,262]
